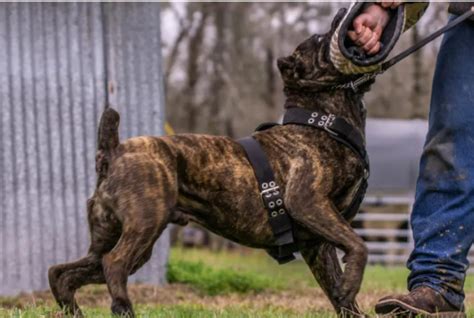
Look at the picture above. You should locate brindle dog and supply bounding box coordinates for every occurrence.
[49,9,372,318]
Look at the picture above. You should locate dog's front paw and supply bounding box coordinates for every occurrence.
[111,298,135,318]
[338,302,367,318]
[334,278,359,311]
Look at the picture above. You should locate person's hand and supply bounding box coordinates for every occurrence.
[377,1,402,10]
[348,3,398,55]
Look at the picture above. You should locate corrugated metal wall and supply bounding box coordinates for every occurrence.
[0,3,169,295]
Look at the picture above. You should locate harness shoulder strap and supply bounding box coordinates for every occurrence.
[237,137,297,264]
[283,107,369,218]
[283,107,369,170]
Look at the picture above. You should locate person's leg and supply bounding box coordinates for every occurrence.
[376,17,474,316]
[407,17,474,308]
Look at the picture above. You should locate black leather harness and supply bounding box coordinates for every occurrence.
[238,107,369,264]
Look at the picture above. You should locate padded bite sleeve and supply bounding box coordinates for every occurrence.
[330,1,428,74]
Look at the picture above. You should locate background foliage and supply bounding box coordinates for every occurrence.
[161,2,449,137]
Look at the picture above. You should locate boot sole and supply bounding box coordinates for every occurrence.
[375,298,466,318]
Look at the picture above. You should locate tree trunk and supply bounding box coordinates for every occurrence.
[208,3,227,134]
[185,4,209,131]
[265,47,276,109]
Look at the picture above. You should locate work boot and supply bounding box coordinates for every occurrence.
[374,286,465,317]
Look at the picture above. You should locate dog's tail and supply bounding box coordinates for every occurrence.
[98,107,120,153]
[96,107,120,183]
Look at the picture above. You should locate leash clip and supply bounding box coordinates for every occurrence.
[331,71,379,92]
[351,72,380,92]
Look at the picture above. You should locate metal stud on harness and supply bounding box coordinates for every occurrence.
[238,107,369,264]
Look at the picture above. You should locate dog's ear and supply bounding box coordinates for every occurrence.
[330,7,347,34]
[277,8,351,93]
[277,55,296,79]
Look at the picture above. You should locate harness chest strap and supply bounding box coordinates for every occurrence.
[238,137,297,264]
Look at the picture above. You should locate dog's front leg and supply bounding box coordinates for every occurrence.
[293,200,367,314]
[301,243,365,317]
[287,188,367,315]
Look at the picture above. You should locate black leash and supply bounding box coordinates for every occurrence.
[334,7,474,92]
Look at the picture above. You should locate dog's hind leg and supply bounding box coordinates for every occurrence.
[102,226,165,317]
[49,199,121,317]
[48,254,105,317]
[301,243,365,317]
[101,200,169,318]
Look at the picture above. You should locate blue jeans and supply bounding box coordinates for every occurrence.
[407,17,474,308]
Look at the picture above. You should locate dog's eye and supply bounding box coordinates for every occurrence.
[295,60,307,75]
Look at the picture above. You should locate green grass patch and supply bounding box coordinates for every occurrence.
[169,248,313,290]
[167,258,276,295]
[170,247,474,293]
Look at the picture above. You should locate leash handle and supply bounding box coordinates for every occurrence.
[381,7,474,71]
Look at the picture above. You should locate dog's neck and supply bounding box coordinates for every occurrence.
[284,90,366,132]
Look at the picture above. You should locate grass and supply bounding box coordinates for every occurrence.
[169,248,312,290]
[167,258,275,295]
[2,247,474,317]
[169,247,414,292]
[0,304,337,318]
[170,247,474,293]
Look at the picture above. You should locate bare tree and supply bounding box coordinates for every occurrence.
[184,4,210,132]
[162,2,446,134]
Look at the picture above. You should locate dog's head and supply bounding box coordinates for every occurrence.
[277,8,354,95]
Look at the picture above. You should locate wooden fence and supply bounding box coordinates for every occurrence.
[355,195,474,272]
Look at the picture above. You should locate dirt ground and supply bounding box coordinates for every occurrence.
[3,284,474,315]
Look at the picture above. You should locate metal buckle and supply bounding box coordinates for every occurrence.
[322,114,338,136]
[261,185,280,196]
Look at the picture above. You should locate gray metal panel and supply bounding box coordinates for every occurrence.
[0,3,168,295]
[102,2,169,285]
